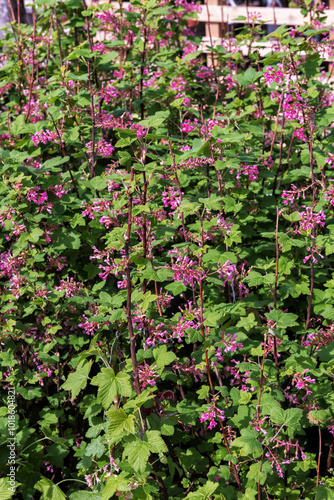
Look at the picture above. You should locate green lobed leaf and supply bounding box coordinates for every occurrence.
[123,438,151,473]
[232,429,263,458]
[145,430,168,453]
[265,309,299,328]
[61,360,91,402]
[34,478,66,500]
[106,408,136,438]
[91,368,132,409]
[0,478,19,500]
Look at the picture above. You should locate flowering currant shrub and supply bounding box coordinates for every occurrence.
[2,0,334,498]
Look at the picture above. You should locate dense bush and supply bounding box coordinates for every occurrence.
[1,0,334,498]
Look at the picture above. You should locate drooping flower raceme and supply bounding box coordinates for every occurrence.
[32,129,63,146]
[138,364,159,390]
[168,249,204,287]
[86,139,114,157]
[295,207,326,235]
[263,66,284,87]
[200,402,225,430]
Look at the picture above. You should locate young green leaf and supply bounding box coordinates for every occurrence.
[61,360,91,402]
[91,368,132,409]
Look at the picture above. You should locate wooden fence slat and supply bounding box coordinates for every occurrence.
[197,5,334,25]
[107,3,334,26]
[205,0,222,38]
[107,2,334,26]
[199,36,333,62]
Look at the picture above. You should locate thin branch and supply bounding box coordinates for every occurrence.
[87,60,96,177]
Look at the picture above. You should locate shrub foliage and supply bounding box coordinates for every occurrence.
[1,0,334,498]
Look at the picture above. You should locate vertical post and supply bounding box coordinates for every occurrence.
[205,0,222,39]
[205,0,223,66]
[329,0,334,76]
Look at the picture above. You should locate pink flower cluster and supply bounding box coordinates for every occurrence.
[172,358,204,382]
[196,66,215,82]
[325,185,334,206]
[171,302,201,342]
[162,186,183,210]
[130,123,148,139]
[92,42,108,54]
[145,323,170,347]
[168,249,204,287]
[32,129,62,146]
[216,216,233,236]
[168,76,187,93]
[96,111,132,130]
[302,325,334,351]
[138,364,159,389]
[236,164,259,182]
[282,183,304,206]
[265,440,306,479]
[181,118,198,133]
[285,370,315,404]
[225,359,254,392]
[49,184,68,199]
[86,139,114,157]
[303,246,324,264]
[103,455,119,478]
[200,402,225,430]
[295,207,326,235]
[217,261,238,284]
[325,152,334,167]
[54,278,83,297]
[263,66,284,86]
[293,127,307,142]
[0,251,25,278]
[283,92,306,122]
[9,274,26,299]
[220,332,243,353]
[81,198,113,220]
[100,83,121,104]
[78,317,101,336]
[201,115,225,138]
[26,187,48,205]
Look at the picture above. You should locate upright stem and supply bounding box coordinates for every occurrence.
[87,60,96,177]
[274,208,280,310]
[257,332,267,413]
[16,0,20,27]
[316,424,322,488]
[142,170,147,260]
[269,92,284,158]
[305,122,316,332]
[44,22,52,82]
[199,276,214,392]
[48,113,79,198]
[168,139,188,243]
[205,2,215,68]
[305,230,315,330]
[273,208,280,370]
[54,9,64,69]
[85,15,99,89]
[256,333,268,498]
[199,271,243,493]
[276,135,294,193]
[124,166,141,397]
[25,11,36,122]
[140,24,147,120]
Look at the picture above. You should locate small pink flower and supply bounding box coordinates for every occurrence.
[32,129,62,146]
[138,364,159,389]
[200,402,225,430]
[86,139,114,157]
[263,66,284,86]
